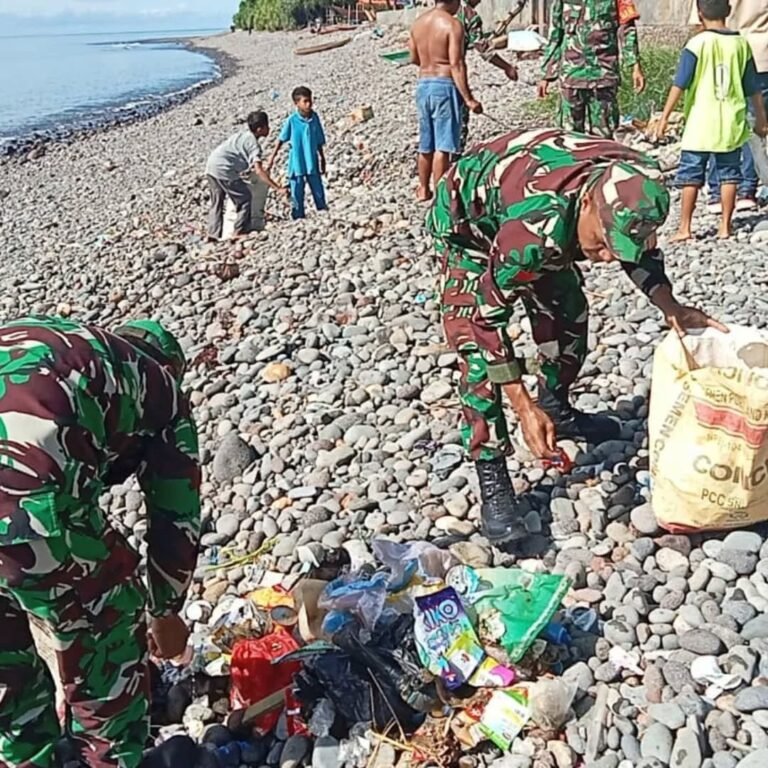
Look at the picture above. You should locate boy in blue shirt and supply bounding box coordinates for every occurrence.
[268,86,328,220]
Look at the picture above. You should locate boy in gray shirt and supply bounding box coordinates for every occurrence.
[205,111,288,240]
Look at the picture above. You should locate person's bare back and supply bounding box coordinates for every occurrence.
[409,0,482,202]
[411,7,461,80]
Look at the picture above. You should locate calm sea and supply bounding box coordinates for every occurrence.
[0,29,224,145]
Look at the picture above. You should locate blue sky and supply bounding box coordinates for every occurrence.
[0,0,234,33]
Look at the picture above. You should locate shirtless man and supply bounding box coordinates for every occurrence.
[410,0,483,201]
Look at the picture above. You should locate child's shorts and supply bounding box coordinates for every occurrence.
[416,77,463,155]
[675,149,742,187]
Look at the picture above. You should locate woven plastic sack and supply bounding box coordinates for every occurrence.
[650,327,768,532]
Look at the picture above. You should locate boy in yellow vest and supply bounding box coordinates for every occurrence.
[656,0,767,240]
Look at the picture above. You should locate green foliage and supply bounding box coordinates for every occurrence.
[233,0,343,31]
[522,46,679,123]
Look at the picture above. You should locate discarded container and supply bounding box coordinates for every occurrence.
[229,631,301,733]
[413,586,484,689]
[222,175,269,239]
[479,688,531,750]
[349,105,374,124]
[506,29,547,52]
[293,579,329,642]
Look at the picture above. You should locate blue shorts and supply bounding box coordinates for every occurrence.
[675,149,742,187]
[416,77,462,155]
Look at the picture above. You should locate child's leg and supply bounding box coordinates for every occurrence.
[307,173,327,211]
[713,149,742,237]
[290,176,306,220]
[719,183,737,238]
[672,150,707,241]
[672,186,698,242]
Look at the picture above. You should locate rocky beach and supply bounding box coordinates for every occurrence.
[4,27,768,768]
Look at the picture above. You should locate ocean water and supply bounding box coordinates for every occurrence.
[0,29,224,144]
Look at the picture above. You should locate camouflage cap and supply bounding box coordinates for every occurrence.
[591,161,670,264]
[115,319,186,381]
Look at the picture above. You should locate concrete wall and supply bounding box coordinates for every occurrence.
[378,0,694,31]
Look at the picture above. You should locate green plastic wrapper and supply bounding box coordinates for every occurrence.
[446,566,571,663]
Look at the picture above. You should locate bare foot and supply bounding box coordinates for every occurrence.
[717,227,732,239]
[416,186,433,203]
[670,230,692,243]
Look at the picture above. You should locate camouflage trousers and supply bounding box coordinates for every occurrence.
[0,508,149,768]
[559,86,619,139]
[439,244,588,462]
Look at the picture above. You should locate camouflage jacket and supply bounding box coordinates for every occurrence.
[0,317,201,617]
[457,2,486,51]
[426,129,671,384]
[541,0,640,88]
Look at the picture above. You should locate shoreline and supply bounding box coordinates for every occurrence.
[0,33,237,162]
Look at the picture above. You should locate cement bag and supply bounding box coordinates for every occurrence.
[650,326,768,532]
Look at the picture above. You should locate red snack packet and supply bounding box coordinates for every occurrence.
[617,0,640,24]
[542,448,574,474]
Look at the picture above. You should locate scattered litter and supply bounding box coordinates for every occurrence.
[165,538,577,764]
[349,105,374,125]
[691,655,742,699]
[479,688,531,750]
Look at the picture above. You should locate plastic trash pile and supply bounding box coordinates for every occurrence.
[150,539,597,767]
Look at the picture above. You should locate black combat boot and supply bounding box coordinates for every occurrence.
[538,383,620,444]
[476,456,528,544]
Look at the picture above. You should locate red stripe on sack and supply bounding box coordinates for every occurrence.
[693,399,768,449]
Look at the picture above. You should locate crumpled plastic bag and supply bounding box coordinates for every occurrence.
[372,539,458,591]
[319,571,389,633]
[528,679,578,731]
[294,616,433,734]
[447,566,571,662]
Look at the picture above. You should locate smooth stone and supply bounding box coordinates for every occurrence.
[670,727,701,768]
[640,723,674,763]
[213,434,257,483]
[280,735,311,768]
[734,687,768,714]
[723,532,763,554]
[679,629,724,655]
[648,703,686,730]
[742,616,768,640]
[736,750,768,767]
[657,548,689,573]
[631,503,659,535]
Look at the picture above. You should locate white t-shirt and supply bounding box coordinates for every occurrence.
[689,0,768,73]
[206,130,263,181]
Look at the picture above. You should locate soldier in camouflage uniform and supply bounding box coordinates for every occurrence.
[0,317,201,768]
[456,0,518,154]
[427,128,726,544]
[539,0,646,138]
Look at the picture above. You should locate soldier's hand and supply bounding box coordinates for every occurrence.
[537,80,550,99]
[518,404,559,460]
[664,304,729,337]
[653,118,668,143]
[149,614,190,660]
[633,63,646,94]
